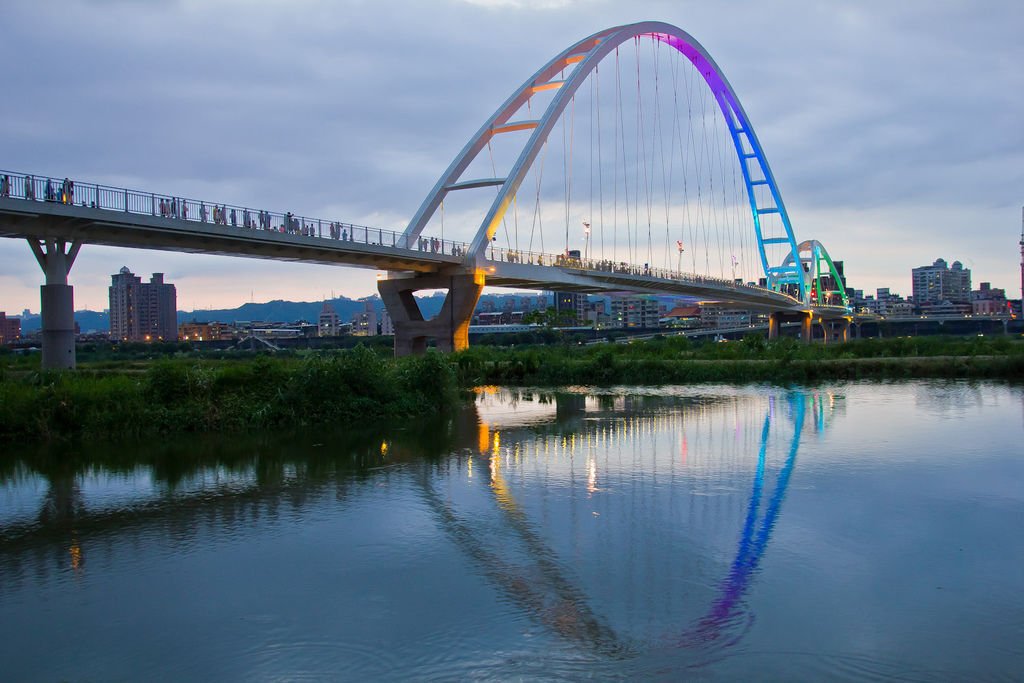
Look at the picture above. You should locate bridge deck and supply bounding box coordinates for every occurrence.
[0,196,462,273]
[0,169,849,317]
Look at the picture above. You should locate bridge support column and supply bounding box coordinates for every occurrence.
[839,318,851,343]
[378,271,484,357]
[768,313,781,341]
[28,238,82,370]
[800,312,813,344]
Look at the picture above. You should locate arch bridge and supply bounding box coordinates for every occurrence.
[381,21,850,354]
[0,21,852,367]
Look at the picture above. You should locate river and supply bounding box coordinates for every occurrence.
[1,380,1021,680]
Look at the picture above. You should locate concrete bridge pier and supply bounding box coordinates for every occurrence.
[801,312,813,343]
[768,311,816,343]
[378,271,484,356]
[768,312,781,341]
[28,238,82,370]
[839,318,852,343]
[818,317,851,344]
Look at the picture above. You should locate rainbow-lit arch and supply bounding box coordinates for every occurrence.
[402,21,809,300]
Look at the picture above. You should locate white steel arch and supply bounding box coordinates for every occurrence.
[402,21,809,301]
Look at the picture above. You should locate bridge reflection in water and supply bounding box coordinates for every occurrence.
[452,388,835,662]
[0,387,842,670]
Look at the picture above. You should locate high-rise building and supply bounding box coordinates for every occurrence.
[911,258,971,308]
[109,267,177,341]
[0,312,21,345]
[610,296,660,328]
[818,260,846,298]
[554,291,587,323]
[318,302,342,337]
[351,300,378,336]
[379,306,394,336]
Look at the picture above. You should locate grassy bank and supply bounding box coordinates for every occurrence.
[454,334,1024,385]
[0,347,457,440]
[2,335,1022,440]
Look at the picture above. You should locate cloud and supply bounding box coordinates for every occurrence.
[2,0,1021,314]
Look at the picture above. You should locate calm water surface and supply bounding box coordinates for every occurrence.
[1,381,1022,681]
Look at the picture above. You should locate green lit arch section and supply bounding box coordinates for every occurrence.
[781,240,850,309]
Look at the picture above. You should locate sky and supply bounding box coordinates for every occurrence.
[2,0,1022,313]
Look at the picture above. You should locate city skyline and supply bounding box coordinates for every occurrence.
[2,1,1022,312]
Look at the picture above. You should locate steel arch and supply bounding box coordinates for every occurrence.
[781,239,850,309]
[402,21,808,299]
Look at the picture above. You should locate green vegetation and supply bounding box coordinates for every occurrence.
[2,334,1022,440]
[520,306,579,327]
[0,346,457,440]
[454,334,1024,386]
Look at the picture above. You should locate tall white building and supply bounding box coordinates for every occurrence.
[912,258,971,307]
[318,302,342,337]
[109,267,177,342]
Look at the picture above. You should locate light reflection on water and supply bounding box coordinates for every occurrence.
[0,381,1021,681]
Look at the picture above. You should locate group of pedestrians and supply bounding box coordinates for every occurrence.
[418,236,444,253]
[240,208,273,230]
[328,222,351,241]
[3,171,417,251]
[159,197,188,219]
[40,177,75,204]
[210,204,235,226]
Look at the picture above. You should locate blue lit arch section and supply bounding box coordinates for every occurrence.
[403,21,809,301]
[676,392,807,653]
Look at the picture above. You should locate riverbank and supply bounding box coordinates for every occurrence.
[0,347,457,440]
[2,335,1022,439]
[456,334,1024,385]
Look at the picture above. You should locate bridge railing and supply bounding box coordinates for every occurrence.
[0,169,470,258]
[1,168,812,305]
[484,244,782,297]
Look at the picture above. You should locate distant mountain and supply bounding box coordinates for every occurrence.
[19,310,110,334]
[178,293,447,325]
[75,310,110,333]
